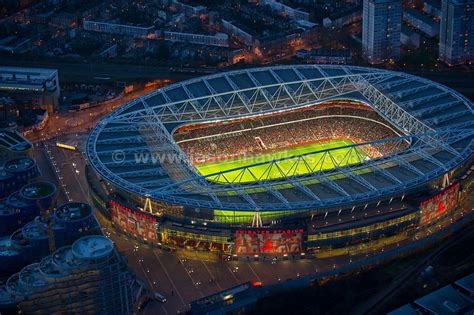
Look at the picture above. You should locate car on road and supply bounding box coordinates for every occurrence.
[153,292,167,303]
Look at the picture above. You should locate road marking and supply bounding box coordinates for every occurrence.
[57,148,88,200]
[201,261,223,291]
[177,260,204,298]
[133,251,169,315]
[225,264,240,284]
[246,262,262,282]
[152,250,187,307]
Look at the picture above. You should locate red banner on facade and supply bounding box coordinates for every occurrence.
[419,183,460,225]
[234,228,303,256]
[109,200,158,241]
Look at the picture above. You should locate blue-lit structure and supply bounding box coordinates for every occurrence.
[0,235,134,314]
[0,200,20,237]
[19,181,56,210]
[0,157,39,198]
[88,65,473,211]
[3,181,56,228]
[86,65,473,256]
[52,202,95,243]
[0,202,100,273]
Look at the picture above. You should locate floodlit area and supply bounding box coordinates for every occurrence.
[196,139,367,183]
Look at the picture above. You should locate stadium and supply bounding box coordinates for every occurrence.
[86,65,474,259]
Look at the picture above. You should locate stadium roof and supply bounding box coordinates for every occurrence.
[87,65,474,211]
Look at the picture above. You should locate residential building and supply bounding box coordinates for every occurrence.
[262,0,310,21]
[171,0,207,17]
[221,19,254,46]
[403,8,440,37]
[164,31,229,47]
[439,0,474,65]
[0,235,134,314]
[401,25,421,48]
[362,0,402,64]
[83,20,155,38]
[424,0,442,19]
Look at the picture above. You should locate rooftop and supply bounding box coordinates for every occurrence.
[424,0,441,8]
[22,220,48,240]
[38,255,65,278]
[414,285,474,314]
[404,8,439,26]
[87,65,473,212]
[0,66,57,78]
[52,246,84,270]
[54,203,92,222]
[84,17,155,28]
[0,237,22,257]
[455,272,474,294]
[7,191,32,208]
[5,273,21,296]
[0,284,15,306]
[0,200,15,216]
[4,157,36,173]
[0,168,13,181]
[19,263,49,289]
[0,129,32,153]
[387,304,419,315]
[72,235,114,260]
[20,181,56,200]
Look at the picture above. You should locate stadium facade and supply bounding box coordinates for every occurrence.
[87,65,474,259]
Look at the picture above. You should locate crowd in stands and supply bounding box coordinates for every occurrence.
[174,103,408,164]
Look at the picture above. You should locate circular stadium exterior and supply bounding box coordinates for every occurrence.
[87,65,474,258]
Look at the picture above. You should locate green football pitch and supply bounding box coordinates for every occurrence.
[196,138,368,183]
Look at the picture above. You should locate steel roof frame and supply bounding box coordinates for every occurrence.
[86,65,474,211]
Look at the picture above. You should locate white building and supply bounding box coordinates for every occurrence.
[171,0,206,17]
[83,20,154,38]
[164,31,229,47]
[262,0,310,21]
[439,0,474,66]
[221,19,254,46]
[362,0,402,64]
